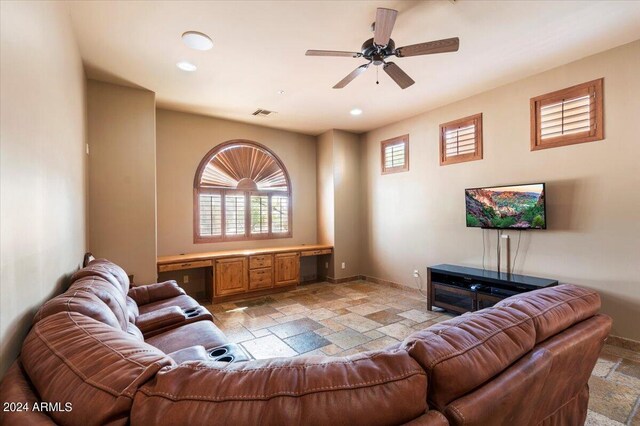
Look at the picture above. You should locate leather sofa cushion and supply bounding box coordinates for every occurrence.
[127,322,145,341]
[131,350,428,426]
[530,314,611,424]
[495,284,601,344]
[69,277,129,331]
[86,258,131,294]
[137,294,199,315]
[145,320,229,354]
[402,306,536,410]
[135,306,186,334]
[443,348,553,425]
[126,296,139,323]
[166,345,211,364]
[21,312,174,426]
[33,288,122,329]
[128,281,186,307]
[0,361,57,425]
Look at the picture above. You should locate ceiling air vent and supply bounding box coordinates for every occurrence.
[252,108,276,117]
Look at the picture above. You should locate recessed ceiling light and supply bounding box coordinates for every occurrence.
[182,31,213,51]
[176,61,197,72]
[350,108,363,116]
[277,90,286,95]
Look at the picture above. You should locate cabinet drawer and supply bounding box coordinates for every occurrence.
[249,267,273,290]
[300,249,332,257]
[249,255,272,269]
[158,259,212,272]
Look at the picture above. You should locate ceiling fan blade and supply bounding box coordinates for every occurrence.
[396,37,459,57]
[306,50,361,58]
[383,62,415,89]
[333,63,370,89]
[373,8,398,47]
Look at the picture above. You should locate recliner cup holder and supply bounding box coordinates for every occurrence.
[209,348,228,357]
[185,312,199,318]
[208,344,251,363]
[183,308,199,315]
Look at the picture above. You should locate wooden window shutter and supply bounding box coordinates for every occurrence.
[381,135,409,174]
[198,192,222,237]
[250,194,269,234]
[530,78,604,150]
[271,195,289,233]
[439,113,483,166]
[224,193,246,236]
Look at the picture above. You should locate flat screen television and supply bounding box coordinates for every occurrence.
[465,183,546,229]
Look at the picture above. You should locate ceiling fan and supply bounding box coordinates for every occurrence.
[306,8,459,89]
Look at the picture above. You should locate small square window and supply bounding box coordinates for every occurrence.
[381,135,409,174]
[439,113,483,166]
[530,78,604,151]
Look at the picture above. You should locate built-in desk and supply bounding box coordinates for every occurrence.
[157,244,333,303]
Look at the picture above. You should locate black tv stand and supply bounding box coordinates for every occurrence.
[427,264,558,314]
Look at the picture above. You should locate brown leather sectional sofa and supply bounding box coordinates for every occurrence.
[0,258,611,425]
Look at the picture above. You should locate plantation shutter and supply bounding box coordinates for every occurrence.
[250,195,269,234]
[271,196,289,233]
[439,113,483,166]
[530,78,603,151]
[384,142,405,168]
[381,135,409,174]
[224,193,246,236]
[445,124,476,157]
[199,193,222,236]
[540,94,592,139]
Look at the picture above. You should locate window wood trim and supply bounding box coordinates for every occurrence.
[381,134,410,175]
[439,113,483,166]
[193,140,292,243]
[530,78,604,151]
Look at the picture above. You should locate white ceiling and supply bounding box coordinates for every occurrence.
[66,1,640,136]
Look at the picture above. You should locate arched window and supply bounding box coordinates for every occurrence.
[194,140,292,243]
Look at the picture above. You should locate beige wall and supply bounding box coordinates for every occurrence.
[0,1,87,375]
[156,109,317,257]
[87,81,157,284]
[316,130,361,280]
[332,130,361,279]
[361,40,640,340]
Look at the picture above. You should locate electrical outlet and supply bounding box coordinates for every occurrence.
[183,275,189,284]
[341,262,346,269]
[413,270,420,278]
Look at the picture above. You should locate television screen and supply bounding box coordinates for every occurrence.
[465,183,546,229]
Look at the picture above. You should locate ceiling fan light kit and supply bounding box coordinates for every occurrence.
[306,7,460,89]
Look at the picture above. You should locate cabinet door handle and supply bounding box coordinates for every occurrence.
[181,263,192,267]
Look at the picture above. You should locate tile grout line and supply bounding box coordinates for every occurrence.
[626,394,640,426]
[604,358,623,381]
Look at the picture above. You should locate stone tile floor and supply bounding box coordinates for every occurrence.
[203,280,640,425]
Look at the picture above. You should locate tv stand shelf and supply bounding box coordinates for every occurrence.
[427,264,558,314]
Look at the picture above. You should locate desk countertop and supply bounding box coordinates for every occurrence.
[158,244,333,265]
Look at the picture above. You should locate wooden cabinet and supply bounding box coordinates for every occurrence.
[215,257,248,297]
[274,252,300,287]
[249,255,272,269]
[249,268,273,290]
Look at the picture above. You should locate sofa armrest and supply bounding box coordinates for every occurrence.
[128,280,186,306]
[166,345,211,364]
[136,306,186,334]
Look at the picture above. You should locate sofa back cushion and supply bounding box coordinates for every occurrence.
[495,284,601,343]
[72,258,130,296]
[21,312,174,426]
[402,306,535,410]
[69,276,130,330]
[131,350,427,426]
[33,289,122,329]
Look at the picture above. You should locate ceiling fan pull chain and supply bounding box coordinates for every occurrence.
[376,66,379,85]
